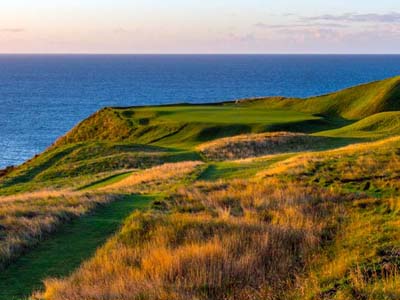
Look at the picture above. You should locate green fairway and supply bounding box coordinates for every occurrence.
[138,106,320,124]
[52,103,337,150]
[0,195,152,300]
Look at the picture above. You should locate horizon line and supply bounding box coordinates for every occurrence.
[0,53,400,56]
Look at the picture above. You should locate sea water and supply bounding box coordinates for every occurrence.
[1,54,400,168]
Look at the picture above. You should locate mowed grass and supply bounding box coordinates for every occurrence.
[142,105,320,124]
[55,104,336,151]
[0,195,151,300]
[136,106,331,149]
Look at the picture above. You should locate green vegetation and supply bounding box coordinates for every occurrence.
[78,171,134,190]
[198,154,293,181]
[196,132,353,161]
[0,142,199,196]
[316,111,400,139]
[6,76,399,195]
[56,105,328,148]
[0,191,113,270]
[251,75,400,119]
[1,76,400,300]
[0,195,151,300]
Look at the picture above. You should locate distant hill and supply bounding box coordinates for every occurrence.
[54,105,328,148]
[55,76,400,149]
[316,111,400,139]
[242,75,400,119]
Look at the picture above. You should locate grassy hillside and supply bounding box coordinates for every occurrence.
[55,76,400,150]
[0,195,151,300]
[55,105,329,148]
[197,132,329,160]
[3,75,398,196]
[1,76,400,300]
[316,111,400,139]
[248,75,400,119]
[0,142,199,195]
[39,137,400,300]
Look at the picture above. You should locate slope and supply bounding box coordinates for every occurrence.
[242,75,400,119]
[316,111,400,139]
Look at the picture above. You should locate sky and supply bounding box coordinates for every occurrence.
[0,0,400,54]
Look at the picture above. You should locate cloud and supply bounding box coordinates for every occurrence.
[255,12,400,32]
[0,28,25,33]
[277,27,345,42]
[303,12,400,23]
[254,22,347,29]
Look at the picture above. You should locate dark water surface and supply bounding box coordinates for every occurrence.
[1,54,400,168]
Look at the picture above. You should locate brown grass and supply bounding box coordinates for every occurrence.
[0,190,113,269]
[41,178,344,300]
[197,132,326,161]
[261,136,400,184]
[25,136,400,299]
[101,161,204,193]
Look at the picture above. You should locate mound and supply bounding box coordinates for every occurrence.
[261,135,400,180]
[305,76,400,119]
[316,111,400,139]
[102,161,203,192]
[242,76,400,119]
[197,132,327,160]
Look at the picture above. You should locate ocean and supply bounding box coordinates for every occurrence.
[1,54,400,168]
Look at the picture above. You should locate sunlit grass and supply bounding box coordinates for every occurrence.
[197,131,328,161]
[3,77,400,299]
[0,190,113,270]
[40,178,343,300]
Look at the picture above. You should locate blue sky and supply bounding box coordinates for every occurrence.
[1,0,399,53]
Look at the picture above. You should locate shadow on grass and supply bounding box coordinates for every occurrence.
[78,171,134,191]
[0,194,152,300]
[1,145,79,187]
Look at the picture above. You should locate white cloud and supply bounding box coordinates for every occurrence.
[303,12,400,23]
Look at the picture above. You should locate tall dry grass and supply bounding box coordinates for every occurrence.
[0,190,113,269]
[0,161,202,271]
[197,132,326,161]
[261,136,400,190]
[35,137,400,299]
[102,161,203,193]
[41,178,344,300]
